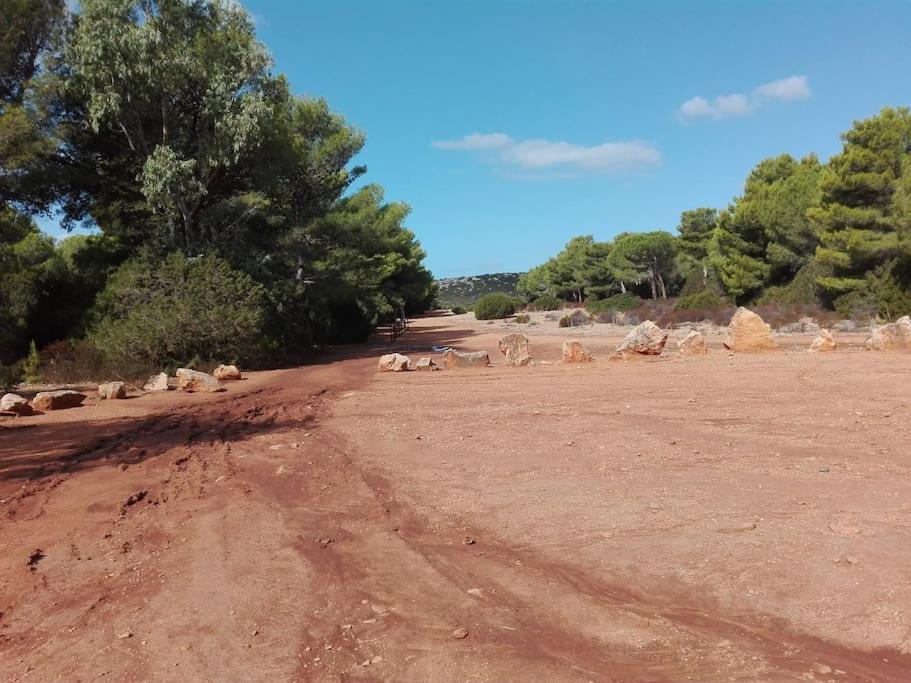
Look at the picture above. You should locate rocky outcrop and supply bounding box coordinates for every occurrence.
[442,349,490,369]
[414,357,439,371]
[809,330,836,352]
[377,353,411,372]
[865,316,911,351]
[176,368,223,392]
[144,372,170,392]
[213,364,242,381]
[677,330,708,356]
[723,307,777,352]
[611,321,668,360]
[1,393,33,415]
[498,333,533,367]
[561,340,593,363]
[98,381,127,399]
[32,390,86,411]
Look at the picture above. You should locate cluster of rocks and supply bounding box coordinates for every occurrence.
[1,363,244,416]
[374,306,907,374]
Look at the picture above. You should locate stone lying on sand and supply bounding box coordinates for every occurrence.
[414,357,439,371]
[611,321,668,360]
[723,307,777,352]
[865,315,911,351]
[176,368,223,392]
[377,353,410,372]
[32,390,86,411]
[144,372,170,392]
[809,330,836,353]
[562,339,593,363]
[1,393,33,415]
[213,364,242,381]
[677,330,708,356]
[498,333,533,367]
[98,381,127,400]
[442,349,490,369]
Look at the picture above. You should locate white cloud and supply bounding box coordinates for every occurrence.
[432,133,513,151]
[432,133,661,174]
[679,75,810,121]
[753,75,810,102]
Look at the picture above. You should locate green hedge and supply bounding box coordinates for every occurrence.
[474,293,518,320]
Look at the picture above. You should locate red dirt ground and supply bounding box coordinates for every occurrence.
[1,313,910,681]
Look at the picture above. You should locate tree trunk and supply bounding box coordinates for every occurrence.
[647,267,657,299]
[619,280,626,293]
[657,272,668,299]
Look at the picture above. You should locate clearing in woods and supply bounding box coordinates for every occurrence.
[1,312,910,681]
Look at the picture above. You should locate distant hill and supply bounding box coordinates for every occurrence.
[435,273,523,308]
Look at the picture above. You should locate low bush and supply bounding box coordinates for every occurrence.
[90,252,269,370]
[674,288,730,311]
[514,313,530,323]
[528,294,562,311]
[450,305,467,315]
[586,293,641,314]
[473,293,518,320]
[0,362,21,391]
[559,309,592,327]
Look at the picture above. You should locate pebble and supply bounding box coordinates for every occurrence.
[451,627,469,640]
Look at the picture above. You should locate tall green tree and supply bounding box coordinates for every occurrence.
[810,107,911,314]
[606,231,677,299]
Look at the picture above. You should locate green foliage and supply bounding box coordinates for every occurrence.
[811,107,911,313]
[473,293,518,320]
[606,231,677,299]
[674,289,729,311]
[22,340,40,383]
[90,252,269,369]
[529,294,562,311]
[586,292,641,314]
[514,313,530,323]
[757,259,831,306]
[450,305,466,315]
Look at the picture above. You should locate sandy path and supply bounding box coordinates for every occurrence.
[1,313,909,681]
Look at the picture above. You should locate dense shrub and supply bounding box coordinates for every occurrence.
[514,313,530,323]
[90,252,269,370]
[559,309,592,327]
[450,305,466,315]
[586,293,641,314]
[674,288,729,311]
[473,293,518,320]
[757,259,830,306]
[528,294,562,311]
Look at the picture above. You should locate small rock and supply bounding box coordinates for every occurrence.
[176,368,222,393]
[143,372,170,392]
[213,364,242,381]
[808,330,836,353]
[723,307,777,352]
[414,356,439,371]
[98,381,127,400]
[562,339,593,363]
[451,627,469,640]
[865,315,911,351]
[463,537,476,545]
[0,393,33,415]
[498,333,533,367]
[117,632,133,639]
[377,353,410,372]
[677,330,708,356]
[32,390,86,411]
[611,321,668,360]
[442,349,490,369]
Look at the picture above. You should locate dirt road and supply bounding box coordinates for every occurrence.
[2,314,910,681]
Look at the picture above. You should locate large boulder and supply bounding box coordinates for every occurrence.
[723,307,777,352]
[378,353,410,372]
[677,330,708,356]
[610,321,668,360]
[562,340,593,363]
[32,390,86,412]
[865,316,911,351]
[213,364,242,381]
[809,330,836,353]
[176,368,223,392]
[414,357,439,371]
[1,393,33,415]
[144,372,170,392]
[442,349,490,369]
[498,333,533,367]
[98,381,127,400]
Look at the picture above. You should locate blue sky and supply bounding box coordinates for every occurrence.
[46,0,911,278]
